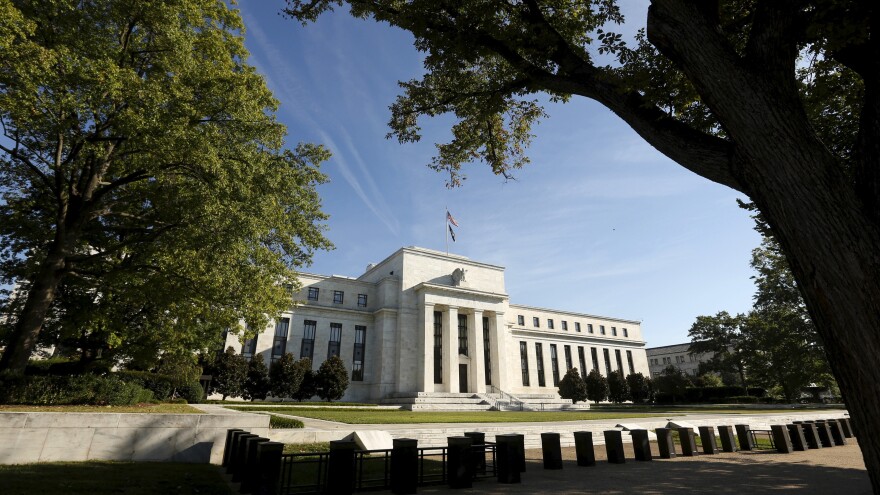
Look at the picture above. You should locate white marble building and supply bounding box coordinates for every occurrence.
[225,247,649,402]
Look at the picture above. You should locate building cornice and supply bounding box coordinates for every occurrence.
[414,282,508,303]
[511,327,646,347]
[509,303,641,325]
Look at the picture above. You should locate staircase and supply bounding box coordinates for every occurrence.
[378,388,590,412]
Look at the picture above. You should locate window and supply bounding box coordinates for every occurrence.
[603,348,612,376]
[333,290,344,304]
[588,324,594,334]
[307,287,319,301]
[458,314,468,356]
[271,318,290,362]
[600,325,606,335]
[564,345,573,371]
[434,312,443,384]
[578,347,587,376]
[547,319,554,329]
[483,317,492,386]
[575,322,581,332]
[611,326,617,336]
[615,349,624,373]
[561,321,568,331]
[242,335,257,361]
[357,294,368,307]
[550,345,561,386]
[623,328,629,338]
[301,320,316,361]
[533,317,540,328]
[626,350,635,375]
[327,323,342,359]
[591,347,600,372]
[520,342,530,386]
[352,326,366,381]
[517,315,525,326]
[535,343,546,387]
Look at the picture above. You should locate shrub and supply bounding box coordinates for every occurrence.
[0,374,153,405]
[558,368,587,404]
[316,355,349,402]
[269,353,304,400]
[607,371,630,403]
[178,381,205,404]
[585,369,608,404]
[116,370,175,400]
[269,415,305,429]
[243,354,270,401]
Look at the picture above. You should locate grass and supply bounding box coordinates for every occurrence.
[0,461,232,495]
[269,415,305,429]
[283,442,331,454]
[0,403,203,414]
[218,401,377,407]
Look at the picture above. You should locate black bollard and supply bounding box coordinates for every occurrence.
[815,421,836,447]
[573,431,596,466]
[227,431,250,475]
[677,428,697,457]
[698,426,718,455]
[464,432,487,474]
[735,424,754,451]
[223,429,245,468]
[802,423,822,449]
[771,425,793,453]
[391,438,418,495]
[231,434,258,482]
[512,434,526,473]
[254,442,284,495]
[541,432,563,469]
[240,436,269,494]
[787,424,807,451]
[495,435,522,484]
[447,436,474,489]
[327,440,357,495]
[827,420,847,446]
[655,428,676,459]
[631,430,652,461]
[717,426,737,453]
[839,418,854,438]
[604,430,626,464]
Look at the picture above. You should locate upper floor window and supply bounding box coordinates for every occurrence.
[301,320,316,361]
[587,324,594,334]
[333,290,344,304]
[611,326,617,336]
[307,287,319,301]
[600,325,606,335]
[533,317,540,328]
[357,294,368,307]
[623,328,629,338]
[547,319,554,329]
[328,323,342,359]
[575,322,581,332]
[458,314,469,356]
[352,326,366,381]
[561,321,568,331]
[517,315,525,326]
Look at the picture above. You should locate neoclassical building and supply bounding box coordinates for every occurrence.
[225,247,649,402]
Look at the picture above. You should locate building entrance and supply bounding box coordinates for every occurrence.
[459,364,468,393]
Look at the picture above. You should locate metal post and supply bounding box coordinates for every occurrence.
[735,425,754,451]
[771,425,793,453]
[464,432,486,474]
[223,429,245,468]
[655,428,676,459]
[391,438,418,495]
[787,424,807,451]
[677,428,697,457]
[255,442,284,495]
[495,435,521,484]
[240,436,269,494]
[231,434,258,482]
[604,430,626,464]
[631,430,652,461]
[447,436,474,489]
[698,426,718,455]
[327,440,357,495]
[540,432,563,469]
[717,426,737,453]
[573,431,596,466]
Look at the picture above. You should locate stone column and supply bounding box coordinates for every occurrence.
[419,303,435,392]
[469,309,486,393]
[443,306,459,393]
[489,312,509,391]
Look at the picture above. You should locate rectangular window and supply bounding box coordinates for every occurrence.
[327,323,342,359]
[458,314,468,356]
[271,318,289,362]
[591,347,600,372]
[533,317,540,328]
[611,326,617,337]
[357,294,368,308]
[626,350,635,375]
[600,325,606,335]
[588,324,594,334]
[561,321,568,331]
[517,315,525,326]
[520,341,530,386]
[307,287,319,301]
[547,319,554,329]
[623,328,629,338]
[242,335,257,361]
[483,317,492,386]
[535,343,546,387]
[550,344,561,386]
[615,349,624,374]
[578,347,587,376]
[333,290,344,304]
[575,322,581,332]
[352,325,366,381]
[603,348,612,376]
[434,311,443,384]
[301,320,316,361]
[564,345,573,371]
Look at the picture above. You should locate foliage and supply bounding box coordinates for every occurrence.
[688,311,750,389]
[606,371,630,403]
[177,381,205,404]
[694,373,724,388]
[268,353,305,400]
[292,359,317,402]
[0,373,153,405]
[269,415,305,429]
[116,370,175,401]
[653,366,690,404]
[625,372,652,404]
[316,355,349,402]
[0,0,332,373]
[584,369,608,405]
[243,354,270,402]
[156,353,203,390]
[211,347,247,400]
[557,367,588,404]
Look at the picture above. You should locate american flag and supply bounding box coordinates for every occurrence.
[446,210,459,227]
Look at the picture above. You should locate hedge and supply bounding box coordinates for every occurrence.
[0,373,153,406]
[269,415,305,429]
[115,370,204,403]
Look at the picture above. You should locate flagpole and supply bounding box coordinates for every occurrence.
[445,206,449,255]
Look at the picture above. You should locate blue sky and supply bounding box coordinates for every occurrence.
[236,0,762,347]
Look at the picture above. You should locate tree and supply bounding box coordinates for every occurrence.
[0,0,331,374]
[211,347,247,401]
[284,1,880,487]
[156,351,203,399]
[688,312,750,390]
[269,352,305,401]
[584,369,608,405]
[557,367,588,404]
[606,370,630,403]
[316,355,349,402]
[243,354,270,402]
[626,372,652,404]
[654,366,691,404]
[291,358,317,402]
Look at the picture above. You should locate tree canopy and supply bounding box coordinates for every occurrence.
[0,0,331,372]
[557,367,588,404]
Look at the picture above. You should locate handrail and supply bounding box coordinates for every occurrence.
[485,385,526,410]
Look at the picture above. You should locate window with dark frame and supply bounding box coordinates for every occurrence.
[550,344,561,386]
[623,328,629,338]
[578,347,587,377]
[626,350,635,375]
[535,343,546,387]
[600,325,606,335]
[517,315,525,326]
[242,336,257,361]
[520,342,530,386]
[561,321,568,331]
[352,326,366,381]
[307,287,319,301]
[612,326,617,336]
[301,320,316,361]
[591,347,600,372]
[575,322,581,332]
[434,311,443,384]
[533,317,540,328]
[564,345,573,371]
[327,323,342,359]
[547,319,554,329]
[603,348,612,376]
[615,349,624,374]
[357,294,368,307]
[271,318,289,362]
[483,317,492,386]
[333,290,344,304]
[457,314,468,356]
[588,323,594,334]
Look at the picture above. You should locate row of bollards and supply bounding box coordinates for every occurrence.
[223,429,285,495]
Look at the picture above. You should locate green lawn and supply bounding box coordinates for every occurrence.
[0,461,232,495]
[0,404,203,414]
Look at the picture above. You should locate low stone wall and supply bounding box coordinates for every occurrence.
[0,412,270,465]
